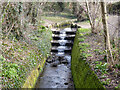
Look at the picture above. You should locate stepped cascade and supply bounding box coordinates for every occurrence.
[35,27,76,88]
[51,28,76,56]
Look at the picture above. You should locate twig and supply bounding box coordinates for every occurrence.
[5,21,17,39]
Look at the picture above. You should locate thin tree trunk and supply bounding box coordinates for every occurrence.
[72,2,77,15]
[101,1,114,65]
[85,1,95,33]
[118,15,120,62]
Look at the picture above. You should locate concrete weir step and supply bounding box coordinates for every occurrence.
[52,30,76,35]
[51,46,72,50]
[51,28,77,55]
[51,51,71,55]
[51,40,73,44]
[52,35,75,40]
[51,48,72,53]
[51,50,71,53]
[51,40,73,46]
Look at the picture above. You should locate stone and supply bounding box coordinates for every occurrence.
[58,56,64,61]
[64,82,68,85]
[50,61,59,67]
[61,60,69,64]
[51,63,57,67]
[46,59,52,63]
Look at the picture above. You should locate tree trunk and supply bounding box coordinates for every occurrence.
[72,2,78,15]
[101,1,114,65]
[85,1,95,33]
[118,14,120,62]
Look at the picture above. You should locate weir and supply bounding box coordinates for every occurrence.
[35,27,76,88]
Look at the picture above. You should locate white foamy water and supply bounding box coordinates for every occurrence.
[59,34,66,37]
[59,31,66,40]
[58,40,67,46]
[57,46,66,52]
[64,28,72,31]
[64,55,71,62]
[57,46,66,49]
[60,36,65,40]
[58,30,67,53]
[56,28,72,56]
[58,40,67,43]
[60,30,66,34]
[56,52,65,56]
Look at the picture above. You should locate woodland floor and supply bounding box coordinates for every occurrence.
[77,16,120,88]
[83,31,120,88]
[81,15,120,88]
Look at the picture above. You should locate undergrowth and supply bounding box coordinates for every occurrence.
[1,25,52,88]
[71,28,104,88]
[77,28,120,88]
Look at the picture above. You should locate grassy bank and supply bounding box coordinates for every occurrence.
[1,25,52,88]
[71,28,104,88]
[71,27,120,88]
[41,12,76,26]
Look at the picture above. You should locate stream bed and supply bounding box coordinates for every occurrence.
[35,28,76,88]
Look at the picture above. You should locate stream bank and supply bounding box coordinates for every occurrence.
[71,28,105,88]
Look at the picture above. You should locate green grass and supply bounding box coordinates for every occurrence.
[94,61,108,74]
[84,32,90,36]
[115,84,120,89]
[42,16,69,22]
[101,79,111,85]
[41,12,76,23]
[80,43,90,48]
[78,38,85,42]
[78,28,91,33]
[94,49,105,55]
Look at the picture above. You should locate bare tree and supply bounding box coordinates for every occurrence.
[85,1,102,34]
[118,15,120,62]
[101,1,114,65]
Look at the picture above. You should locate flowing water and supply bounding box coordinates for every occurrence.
[35,28,76,88]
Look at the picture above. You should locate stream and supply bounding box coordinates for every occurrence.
[35,28,76,88]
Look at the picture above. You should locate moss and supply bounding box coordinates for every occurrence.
[22,58,46,88]
[78,28,91,33]
[79,33,84,37]
[78,38,85,42]
[71,30,105,89]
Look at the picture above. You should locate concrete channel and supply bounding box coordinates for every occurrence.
[35,27,76,88]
